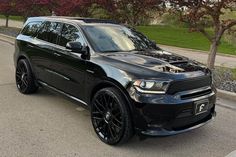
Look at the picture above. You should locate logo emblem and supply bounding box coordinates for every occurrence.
[199,104,205,112]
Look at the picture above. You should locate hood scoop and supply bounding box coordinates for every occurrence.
[136,50,207,73]
[135,50,187,63]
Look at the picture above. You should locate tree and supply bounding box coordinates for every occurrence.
[169,0,236,69]
[95,0,165,26]
[16,0,54,21]
[0,0,18,27]
[53,0,93,17]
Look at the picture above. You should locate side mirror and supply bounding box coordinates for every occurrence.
[66,41,83,53]
[66,41,90,60]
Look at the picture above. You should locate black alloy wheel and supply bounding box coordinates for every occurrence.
[91,87,133,145]
[15,59,38,94]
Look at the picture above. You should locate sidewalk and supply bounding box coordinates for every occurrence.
[160,45,236,68]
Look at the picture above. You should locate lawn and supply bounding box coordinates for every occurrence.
[137,25,236,55]
[0,15,24,21]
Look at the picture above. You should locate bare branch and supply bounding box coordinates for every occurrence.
[224,20,236,30]
[198,28,213,42]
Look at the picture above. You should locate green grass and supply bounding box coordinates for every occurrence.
[137,25,236,55]
[232,68,236,80]
[0,15,24,21]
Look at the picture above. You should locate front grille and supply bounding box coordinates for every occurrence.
[167,75,212,95]
[181,89,212,100]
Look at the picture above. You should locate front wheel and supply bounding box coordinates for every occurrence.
[91,87,133,145]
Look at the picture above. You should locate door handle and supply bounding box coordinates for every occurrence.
[53,52,61,57]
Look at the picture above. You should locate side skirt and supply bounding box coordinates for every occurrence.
[38,80,88,107]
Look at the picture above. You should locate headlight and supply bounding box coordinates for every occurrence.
[133,79,171,94]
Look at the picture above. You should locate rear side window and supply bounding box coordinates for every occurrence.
[21,21,42,37]
[59,24,85,47]
[37,21,63,44]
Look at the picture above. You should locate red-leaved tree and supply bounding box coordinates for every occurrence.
[0,0,18,27]
[16,0,54,21]
[95,0,165,26]
[53,0,93,17]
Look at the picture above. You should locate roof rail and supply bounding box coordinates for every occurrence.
[44,16,118,24]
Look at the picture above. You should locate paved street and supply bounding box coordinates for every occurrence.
[0,40,236,157]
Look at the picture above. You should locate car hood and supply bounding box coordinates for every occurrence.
[101,50,207,74]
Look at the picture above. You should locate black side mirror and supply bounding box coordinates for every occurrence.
[66,41,90,60]
[66,41,83,53]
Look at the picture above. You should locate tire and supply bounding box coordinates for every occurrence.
[15,59,38,94]
[91,87,133,145]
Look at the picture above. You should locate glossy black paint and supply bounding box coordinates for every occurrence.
[14,17,216,136]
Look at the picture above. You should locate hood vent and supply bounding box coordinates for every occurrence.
[136,51,207,73]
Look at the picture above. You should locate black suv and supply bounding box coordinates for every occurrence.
[14,17,216,145]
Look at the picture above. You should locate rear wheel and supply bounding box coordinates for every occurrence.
[15,59,38,94]
[91,87,133,145]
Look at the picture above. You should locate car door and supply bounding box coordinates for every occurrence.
[29,21,63,86]
[48,23,87,102]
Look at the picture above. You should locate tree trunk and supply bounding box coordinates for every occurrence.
[207,40,218,69]
[5,15,9,27]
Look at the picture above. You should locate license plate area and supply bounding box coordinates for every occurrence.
[194,99,209,115]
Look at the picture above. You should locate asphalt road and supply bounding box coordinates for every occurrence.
[0,40,236,157]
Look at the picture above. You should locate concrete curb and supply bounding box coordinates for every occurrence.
[217,89,236,102]
[0,33,15,45]
[0,33,235,102]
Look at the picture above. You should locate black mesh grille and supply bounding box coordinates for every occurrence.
[180,89,212,100]
[167,75,212,95]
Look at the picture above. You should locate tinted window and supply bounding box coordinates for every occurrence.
[59,24,85,47]
[37,21,62,44]
[22,21,42,37]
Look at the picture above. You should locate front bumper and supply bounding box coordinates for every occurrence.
[128,86,217,136]
[141,111,216,136]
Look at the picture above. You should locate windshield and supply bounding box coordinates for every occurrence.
[82,25,161,53]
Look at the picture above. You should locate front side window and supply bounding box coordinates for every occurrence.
[59,24,85,47]
[22,21,42,37]
[37,21,62,44]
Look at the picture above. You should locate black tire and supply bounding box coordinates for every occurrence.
[91,87,133,145]
[15,59,38,94]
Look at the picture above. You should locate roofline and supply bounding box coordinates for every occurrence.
[26,16,118,24]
